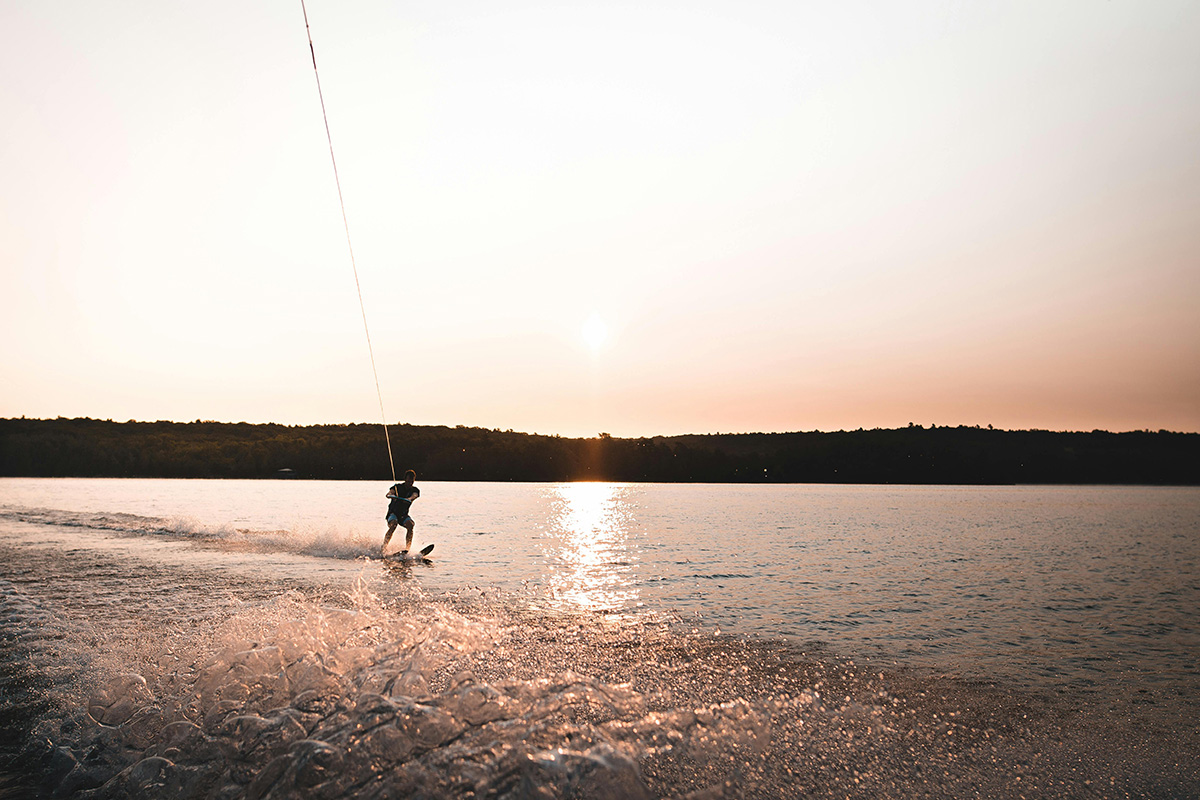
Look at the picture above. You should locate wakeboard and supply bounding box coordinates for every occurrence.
[384,543,435,562]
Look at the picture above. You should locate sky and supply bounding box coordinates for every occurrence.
[2,1,1198,438]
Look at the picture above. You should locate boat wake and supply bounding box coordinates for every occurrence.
[1,577,771,799]
[0,506,378,562]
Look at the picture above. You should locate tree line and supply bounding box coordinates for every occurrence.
[1,417,1197,484]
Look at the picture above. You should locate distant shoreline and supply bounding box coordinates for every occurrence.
[2,417,1198,485]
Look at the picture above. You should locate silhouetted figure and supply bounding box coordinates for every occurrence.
[383,469,419,556]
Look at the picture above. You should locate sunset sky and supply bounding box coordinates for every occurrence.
[2,1,1198,438]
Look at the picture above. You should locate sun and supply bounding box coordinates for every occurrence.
[581,314,608,352]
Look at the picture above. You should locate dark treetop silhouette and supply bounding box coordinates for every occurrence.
[2,418,1197,485]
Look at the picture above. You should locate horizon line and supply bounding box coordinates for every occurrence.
[5,416,1197,439]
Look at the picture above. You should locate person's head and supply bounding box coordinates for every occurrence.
[404,469,416,483]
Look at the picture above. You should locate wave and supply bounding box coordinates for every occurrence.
[0,505,377,562]
[2,540,1197,797]
[1,579,775,799]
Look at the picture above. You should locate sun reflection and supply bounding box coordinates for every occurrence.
[545,483,639,616]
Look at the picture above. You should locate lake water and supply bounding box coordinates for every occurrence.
[1,478,1198,798]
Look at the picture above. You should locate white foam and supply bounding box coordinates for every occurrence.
[5,580,786,798]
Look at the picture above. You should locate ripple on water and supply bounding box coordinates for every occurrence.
[2,513,1200,798]
[0,589,1195,797]
[1,557,781,799]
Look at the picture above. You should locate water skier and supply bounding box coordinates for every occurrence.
[383,469,420,557]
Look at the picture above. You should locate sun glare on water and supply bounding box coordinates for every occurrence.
[581,315,608,353]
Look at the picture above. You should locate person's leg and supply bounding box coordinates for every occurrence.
[382,520,398,555]
[402,518,415,553]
